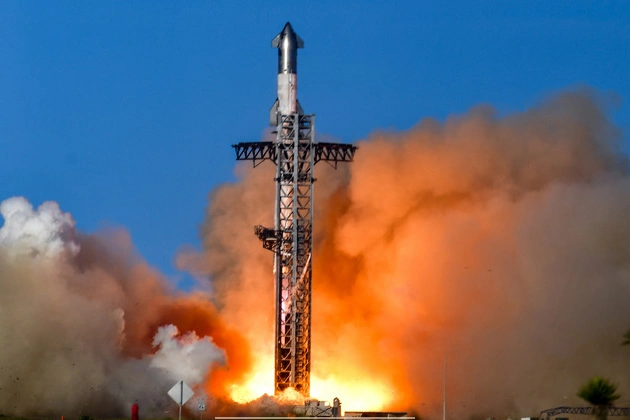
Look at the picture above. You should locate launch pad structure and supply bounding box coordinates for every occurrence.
[233,22,356,396]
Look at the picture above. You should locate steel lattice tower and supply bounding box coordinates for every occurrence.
[232,22,356,396]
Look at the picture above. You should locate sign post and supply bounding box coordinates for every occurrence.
[168,381,194,420]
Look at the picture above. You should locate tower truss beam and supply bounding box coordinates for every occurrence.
[233,141,357,167]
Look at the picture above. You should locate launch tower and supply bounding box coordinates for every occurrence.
[233,22,356,396]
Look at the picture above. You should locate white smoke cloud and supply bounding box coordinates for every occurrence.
[0,197,229,418]
[150,324,226,385]
[0,196,79,258]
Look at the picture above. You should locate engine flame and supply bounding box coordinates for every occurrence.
[225,354,392,411]
[311,375,393,412]
[228,373,391,412]
[228,366,274,404]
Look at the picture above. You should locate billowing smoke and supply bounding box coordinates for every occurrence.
[3,88,629,419]
[181,89,630,419]
[0,197,238,417]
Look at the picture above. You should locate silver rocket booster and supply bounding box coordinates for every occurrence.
[270,22,304,126]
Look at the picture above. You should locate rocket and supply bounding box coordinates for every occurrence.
[270,22,304,126]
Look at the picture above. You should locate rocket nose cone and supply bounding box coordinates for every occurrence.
[272,22,303,49]
[282,22,295,37]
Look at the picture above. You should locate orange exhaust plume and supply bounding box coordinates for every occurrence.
[185,89,630,419]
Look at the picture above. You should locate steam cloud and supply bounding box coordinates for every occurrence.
[180,89,630,419]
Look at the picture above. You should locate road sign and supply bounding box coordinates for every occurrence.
[168,381,194,406]
[198,402,206,411]
[168,381,194,420]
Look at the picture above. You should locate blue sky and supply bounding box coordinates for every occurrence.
[1,1,629,287]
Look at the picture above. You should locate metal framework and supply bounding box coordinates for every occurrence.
[233,114,356,395]
[539,406,630,419]
[234,141,357,168]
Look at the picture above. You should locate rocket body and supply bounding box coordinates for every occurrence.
[276,73,297,115]
[270,22,304,125]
